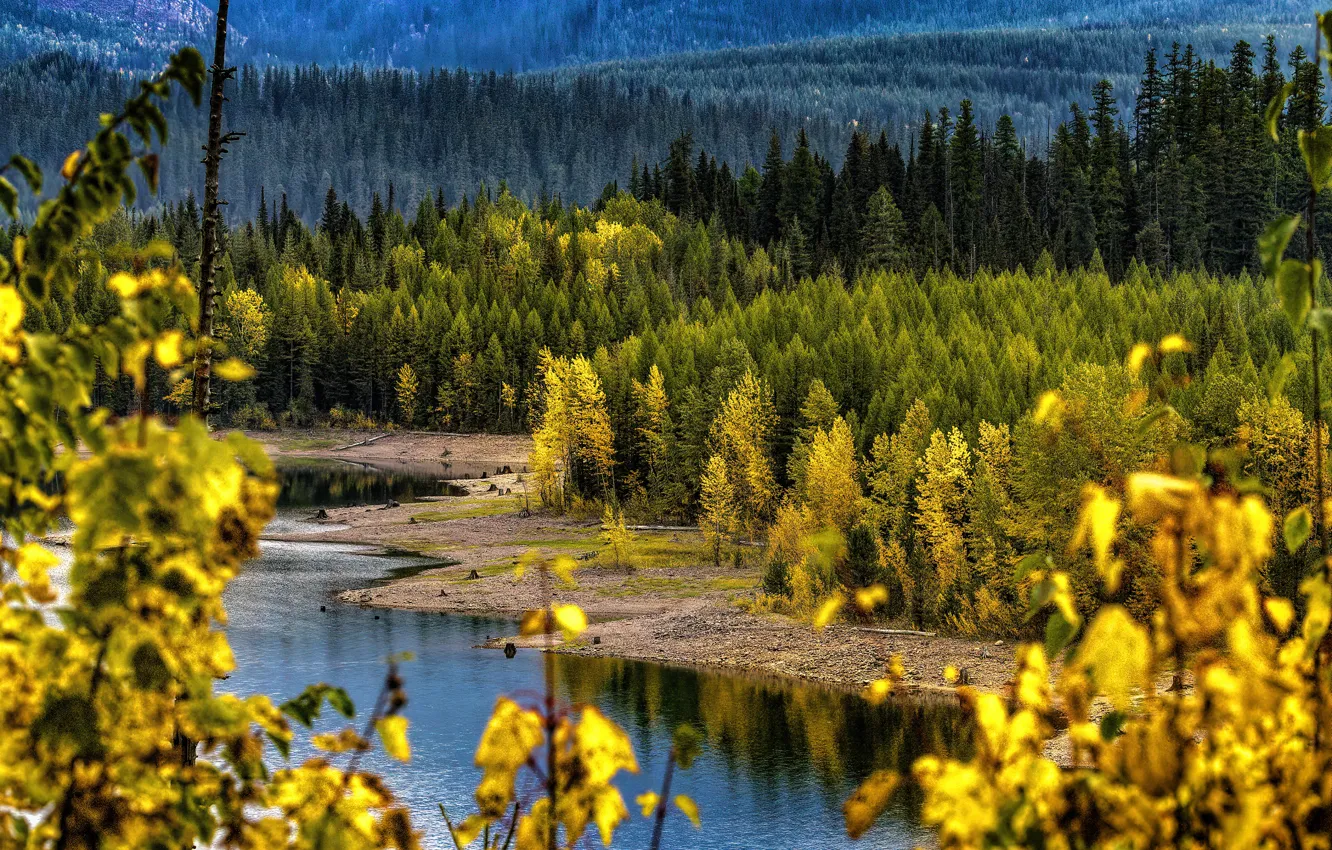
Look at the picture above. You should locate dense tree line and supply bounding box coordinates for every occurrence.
[0,0,1310,72]
[0,52,858,222]
[635,34,1330,280]
[3,28,1320,241]
[9,180,1325,623]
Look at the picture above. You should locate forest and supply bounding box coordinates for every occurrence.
[10,29,1332,639]
[12,3,1332,850]
[0,0,1313,72]
[13,22,1332,631]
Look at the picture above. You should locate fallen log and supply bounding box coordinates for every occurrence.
[853,627,937,637]
[331,432,391,451]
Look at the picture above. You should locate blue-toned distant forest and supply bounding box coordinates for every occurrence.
[1,0,1314,71]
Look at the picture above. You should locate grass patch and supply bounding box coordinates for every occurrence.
[278,436,343,451]
[598,574,756,598]
[407,497,524,523]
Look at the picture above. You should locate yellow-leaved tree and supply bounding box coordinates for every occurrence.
[709,370,777,539]
[396,362,420,426]
[0,49,418,850]
[529,350,615,510]
[840,27,1332,843]
[698,455,738,567]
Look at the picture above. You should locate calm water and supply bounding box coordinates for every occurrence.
[224,463,969,849]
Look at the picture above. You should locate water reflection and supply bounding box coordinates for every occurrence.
[222,464,970,849]
[275,459,527,509]
[556,655,971,823]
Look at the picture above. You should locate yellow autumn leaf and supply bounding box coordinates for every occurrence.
[843,770,898,839]
[1126,473,1199,521]
[1265,597,1295,634]
[1158,333,1191,354]
[0,285,23,363]
[814,594,844,629]
[863,679,893,706]
[61,150,81,180]
[475,697,544,774]
[122,338,150,389]
[854,584,889,612]
[451,814,487,848]
[552,604,587,640]
[551,555,577,587]
[311,727,364,753]
[636,791,660,818]
[1072,605,1149,709]
[673,795,701,829]
[214,358,256,381]
[943,665,960,685]
[108,272,144,298]
[376,715,410,761]
[1125,342,1152,377]
[154,330,184,368]
[1033,390,1065,426]
[519,609,548,637]
[1072,483,1122,590]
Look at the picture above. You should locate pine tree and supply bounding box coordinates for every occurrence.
[860,186,909,272]
[756,131,785,245]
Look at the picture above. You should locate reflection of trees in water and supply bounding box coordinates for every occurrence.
[553,655,973,798]
[275,460,530,508]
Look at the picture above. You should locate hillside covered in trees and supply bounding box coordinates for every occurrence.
[1,27,1321,235]
[1,0,1313,71]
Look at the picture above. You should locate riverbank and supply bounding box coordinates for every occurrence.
[255,429,1024,701]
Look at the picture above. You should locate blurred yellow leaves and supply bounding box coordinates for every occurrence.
[673,794,701,829]
[636,790,659,818]
[1069,606,1148,709]
[377,715,411,762]
[814,593,844,629]
[0,284,22,363]
[214,357,256,381]
[843,770,899,839]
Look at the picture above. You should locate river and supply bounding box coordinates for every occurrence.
[222,460,970,849]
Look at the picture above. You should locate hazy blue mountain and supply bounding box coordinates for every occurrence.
[2,0,1312,71]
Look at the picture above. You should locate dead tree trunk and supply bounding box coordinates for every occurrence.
[191,0,243,423]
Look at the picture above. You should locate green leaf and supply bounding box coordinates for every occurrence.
[1268,353,1297,401]
[131,642,170,690]
[1276,258,1314,330]
[266,730,291,760]
[7,155,42,194]
[1014,552,1051,585]
[1099,710,1128,741]
[1285,506,1313,553]
[1311,307,1332,338]
[1266,82,1295,142]
[1302,126,1332,189]
[1259,213,1300,280]
[0,176,16,218]
[325,686,355,719]
[1044,609,1079,656]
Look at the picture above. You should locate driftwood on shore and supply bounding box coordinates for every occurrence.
[331,433,391,451]
[853,627,937,637]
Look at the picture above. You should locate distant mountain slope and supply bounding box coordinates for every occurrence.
[1,23,1314,222]
[1,0,1313,71]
